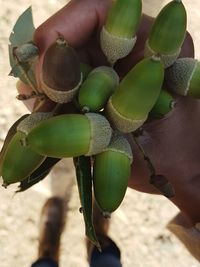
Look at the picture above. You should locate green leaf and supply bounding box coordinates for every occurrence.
[74,156,101,251]
[16,157,61,192]
[9,6,35,47]
[0,115,29,176]
[8,7,37,89]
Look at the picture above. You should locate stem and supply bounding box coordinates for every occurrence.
[32,99,47,113]
[32,99,62,114]
[12,51,39,94]
[132,132,155,176]
[132,132,175,198]
[52,103,62,115]
[16,91,45,101]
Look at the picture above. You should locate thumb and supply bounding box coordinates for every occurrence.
[33,0,111,89]
[33,0,111,52]
[17,0,111,106]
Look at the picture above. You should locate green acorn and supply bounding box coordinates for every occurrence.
[78,66,119,112]
[1,131,45,186]
[144,0,187,67]
[165,58,200,98]
[150,89,175,118]
[107,56,164,132]
[25,113,112,158]
[93,133,133,216]
[100,0,142,65]
[80,63,92,81]
[41,37,82,103]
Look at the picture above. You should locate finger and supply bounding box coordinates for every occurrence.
[16,80,57,112]
[16,80,35,111]
[33,0,112,87]
[34,0,112,51]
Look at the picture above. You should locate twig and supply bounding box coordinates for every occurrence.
[132,132,155,176]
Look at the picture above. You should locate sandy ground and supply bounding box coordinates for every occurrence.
[0,1,200,267]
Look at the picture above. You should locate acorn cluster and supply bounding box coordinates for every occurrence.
[1,0,200,244]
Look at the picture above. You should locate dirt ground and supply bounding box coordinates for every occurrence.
[0,1,200,267]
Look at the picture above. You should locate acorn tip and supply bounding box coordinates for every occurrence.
[103,211,111,218]
[2,182,8,188]
[151,54,161,62]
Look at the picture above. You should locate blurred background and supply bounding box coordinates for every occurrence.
[0,1,200,266]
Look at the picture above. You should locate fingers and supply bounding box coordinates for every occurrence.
[16,80,57,112]
[16,80,35,111]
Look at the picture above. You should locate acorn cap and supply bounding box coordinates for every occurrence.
[41,73,82,103]
[100,0,142,65]
[103,132,133,163]
[17,112,54,135]
[41,37,82,103]
[100,26,137,65]
[85,113,112,156]
[144,39,181,68]
[107,98,147,133]
[165,58,197,96]
[90,66,119,85]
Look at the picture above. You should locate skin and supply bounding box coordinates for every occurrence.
[18,0,200,226]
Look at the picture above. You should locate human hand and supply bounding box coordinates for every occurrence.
[17,0,199,225]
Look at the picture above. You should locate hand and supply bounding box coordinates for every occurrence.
[18,0,199,225]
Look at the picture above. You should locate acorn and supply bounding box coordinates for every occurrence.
[1,131,45,186]
[165,58,200,98]
[144,0,187,68]
[25,113,112,158]
[150,89,175,118]
[41,37,82,103]
[78,66,119,112]
[93,133,133,216]
[107,56,164,133]
[100,0,142,65]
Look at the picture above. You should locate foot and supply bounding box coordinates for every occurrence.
[38,197,66,262]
